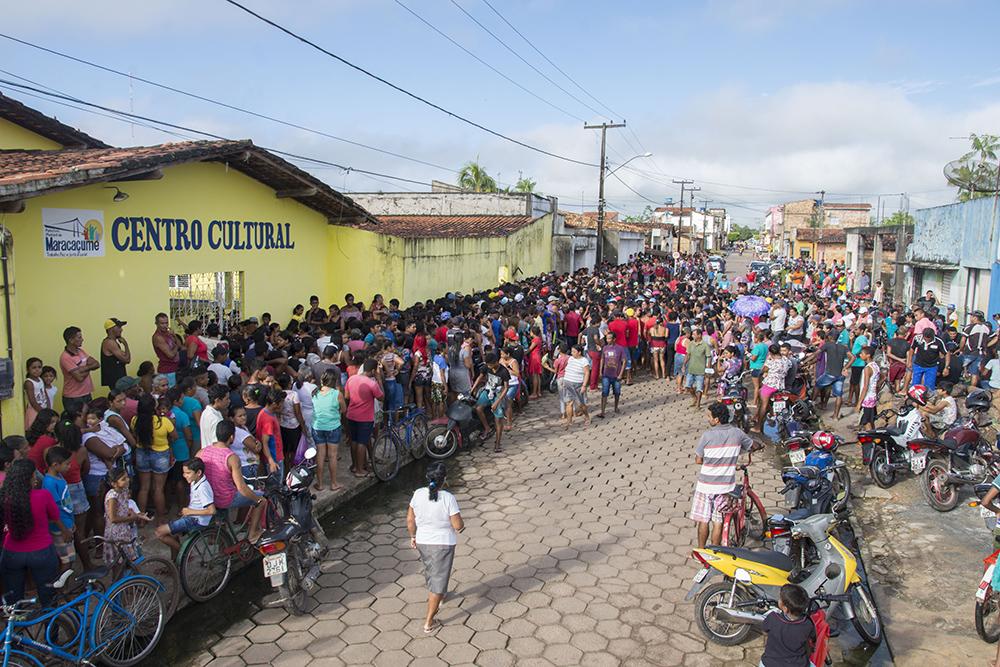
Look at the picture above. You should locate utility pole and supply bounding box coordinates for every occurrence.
[584,121,626,268]
[700,198,712,252]
[688,186,701,252]
[672,179,694,255]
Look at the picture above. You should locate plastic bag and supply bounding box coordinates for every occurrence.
[293,432,311,466]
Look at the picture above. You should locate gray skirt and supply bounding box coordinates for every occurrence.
[416,544,456,595]
[560,382,586,407]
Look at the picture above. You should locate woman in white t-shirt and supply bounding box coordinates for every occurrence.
[560,345,591,428]
[407,462,464,634]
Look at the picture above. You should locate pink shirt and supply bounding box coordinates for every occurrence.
[553,355,569,379]
[3,490,59,552]
[913,317,936,338]
[60,347,94,398]
[197,445,238,510]
[345,374,384,423]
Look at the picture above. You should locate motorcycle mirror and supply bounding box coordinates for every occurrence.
[824,563,842,580]
[734,568,752,584]
[304,447,317,460]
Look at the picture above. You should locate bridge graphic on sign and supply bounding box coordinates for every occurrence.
[44,215,101,242]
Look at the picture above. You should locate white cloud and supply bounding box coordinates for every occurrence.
[972,75,1000,89]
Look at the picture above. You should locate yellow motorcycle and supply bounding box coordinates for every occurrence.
[686,512,881,646]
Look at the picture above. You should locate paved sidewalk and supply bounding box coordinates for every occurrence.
[180,377,792,667]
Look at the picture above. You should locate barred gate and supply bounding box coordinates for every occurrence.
[168,271,243,334]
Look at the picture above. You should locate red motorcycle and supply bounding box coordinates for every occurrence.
[910,390,998,512]
[970,484,1000,642]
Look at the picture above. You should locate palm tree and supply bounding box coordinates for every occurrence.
[457,160,497,193]
[514,175,537,193]
[955,133,999,202]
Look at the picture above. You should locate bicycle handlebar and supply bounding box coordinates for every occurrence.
[0,598,38,616]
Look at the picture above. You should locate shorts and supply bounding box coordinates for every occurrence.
[413,374,432,387]
[168,516,205,535]
[431,384,446,404]
[346,419,374,446]
[850,365,864,387]
[750,368,763,378]
[889,361,906,383]
[241,464,259,481]
[225,490,264,510]
[690,491,737,524]
[673,353,687,377]
[51,530,76,565]
[83,473,105,499]
[476,390,507,419]
[506,384,519,401]
[312,428,343,445]
[135,448,171,474]
[601,377,622,397]
[685,373,705,393]
[66,481,90,515]
[859,406,876,426]
[816,374,845,398]
[62,394,92,415]
[760,384,778,401]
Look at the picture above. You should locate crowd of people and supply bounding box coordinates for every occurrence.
[2,246,998,656]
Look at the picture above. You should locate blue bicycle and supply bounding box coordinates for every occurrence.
[0,569,165,666]
[370,404,429,481]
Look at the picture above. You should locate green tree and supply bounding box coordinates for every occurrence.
[952,133,1000,202]
[457,160,498,193]
[727,223,757,242]
[623,205,654,223]
[880,211,914,226]
[514,175,537,193]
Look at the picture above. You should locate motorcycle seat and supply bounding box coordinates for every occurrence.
[709,545,796,572]
[726,484,745,499]
[939,437,960,451]
[884,426,904,436]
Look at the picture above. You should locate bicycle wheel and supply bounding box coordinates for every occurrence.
[134,557,180,620]
[178,526,235,603]
[95,578,165,666]
[370,433,401,481]
[408,414,429,460]
[1,650,44,667]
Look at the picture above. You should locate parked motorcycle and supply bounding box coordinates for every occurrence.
[425,394,494,459]
[785,431,851,512]
[719,371,751,432]
[688,512,881,646]
[969,483,1000,643]
[859,386,934,489]
[914,390,998,511]
[256,447,328,615]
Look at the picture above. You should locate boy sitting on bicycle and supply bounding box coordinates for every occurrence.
[155,458,215,560]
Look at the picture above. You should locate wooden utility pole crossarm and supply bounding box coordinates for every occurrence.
[584,121,626,268]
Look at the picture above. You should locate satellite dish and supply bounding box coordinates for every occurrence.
[944,157,1000,193]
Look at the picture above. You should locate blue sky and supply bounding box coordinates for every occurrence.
[3,0,999,225]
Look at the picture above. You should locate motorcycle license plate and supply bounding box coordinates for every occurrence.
[773,400,786,413]
[692,568,710,584]
[910,453,927,474]
[982,506,997,519]
[262,552,287,578]
[789,449,806,465]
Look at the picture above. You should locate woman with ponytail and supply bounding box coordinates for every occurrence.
[406,462,464,634]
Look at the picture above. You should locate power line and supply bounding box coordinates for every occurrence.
[447,0,610,122]
[221,0,597,168]
[390,0,585,123]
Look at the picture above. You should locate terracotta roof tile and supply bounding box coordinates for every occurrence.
[0,93,110,149]
[561,210,646,233]
[0,140,373,225]
[366,214,535,239]
[794,228,846,243]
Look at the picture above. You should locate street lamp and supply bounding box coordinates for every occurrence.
[596,152,652,267]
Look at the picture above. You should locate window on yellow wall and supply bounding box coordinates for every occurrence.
[169,272,244,335]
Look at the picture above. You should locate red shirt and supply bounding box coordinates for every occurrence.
[607,319,628,347]
[255,409,283,464]
[28,435,58,474]
[564,311,582,338]
[624,318,640,347]
[345,374,384,423]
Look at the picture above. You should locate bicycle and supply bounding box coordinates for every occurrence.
[718,453,767,548]
[91,535,180,620]
[0,571,165,667]
[177,475,284,603]
[369,404,429,482]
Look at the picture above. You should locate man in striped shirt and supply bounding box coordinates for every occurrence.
[691,402,756,548]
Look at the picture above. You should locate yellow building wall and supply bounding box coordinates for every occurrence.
[0,117,63,150]
[0,161,340,422]
[326,225,405,308]
[399,214,552,304]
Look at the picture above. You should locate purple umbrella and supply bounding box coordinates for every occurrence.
[731,295,771,318]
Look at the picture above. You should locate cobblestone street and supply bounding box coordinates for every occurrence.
[181,377,792,667]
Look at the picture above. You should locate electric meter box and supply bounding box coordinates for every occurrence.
[0,358,13,400]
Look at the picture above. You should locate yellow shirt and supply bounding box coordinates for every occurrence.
[131,415,175,452]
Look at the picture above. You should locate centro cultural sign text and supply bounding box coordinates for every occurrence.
[111,217,295,252]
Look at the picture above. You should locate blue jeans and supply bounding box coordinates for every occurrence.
[912,364,938,391]
[961,353,983,373]
[601,376,622,397]
[1,545,59,606]
[384,379,403,414]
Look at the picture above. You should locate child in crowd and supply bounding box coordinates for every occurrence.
[760,583,815,667]
[23,357,49,431]
[155,459,214,561]
[42,446,76,575]
[430,341,448,420]
[103,468,151,564]
[41,366,59,417]
[230,405,262,480]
